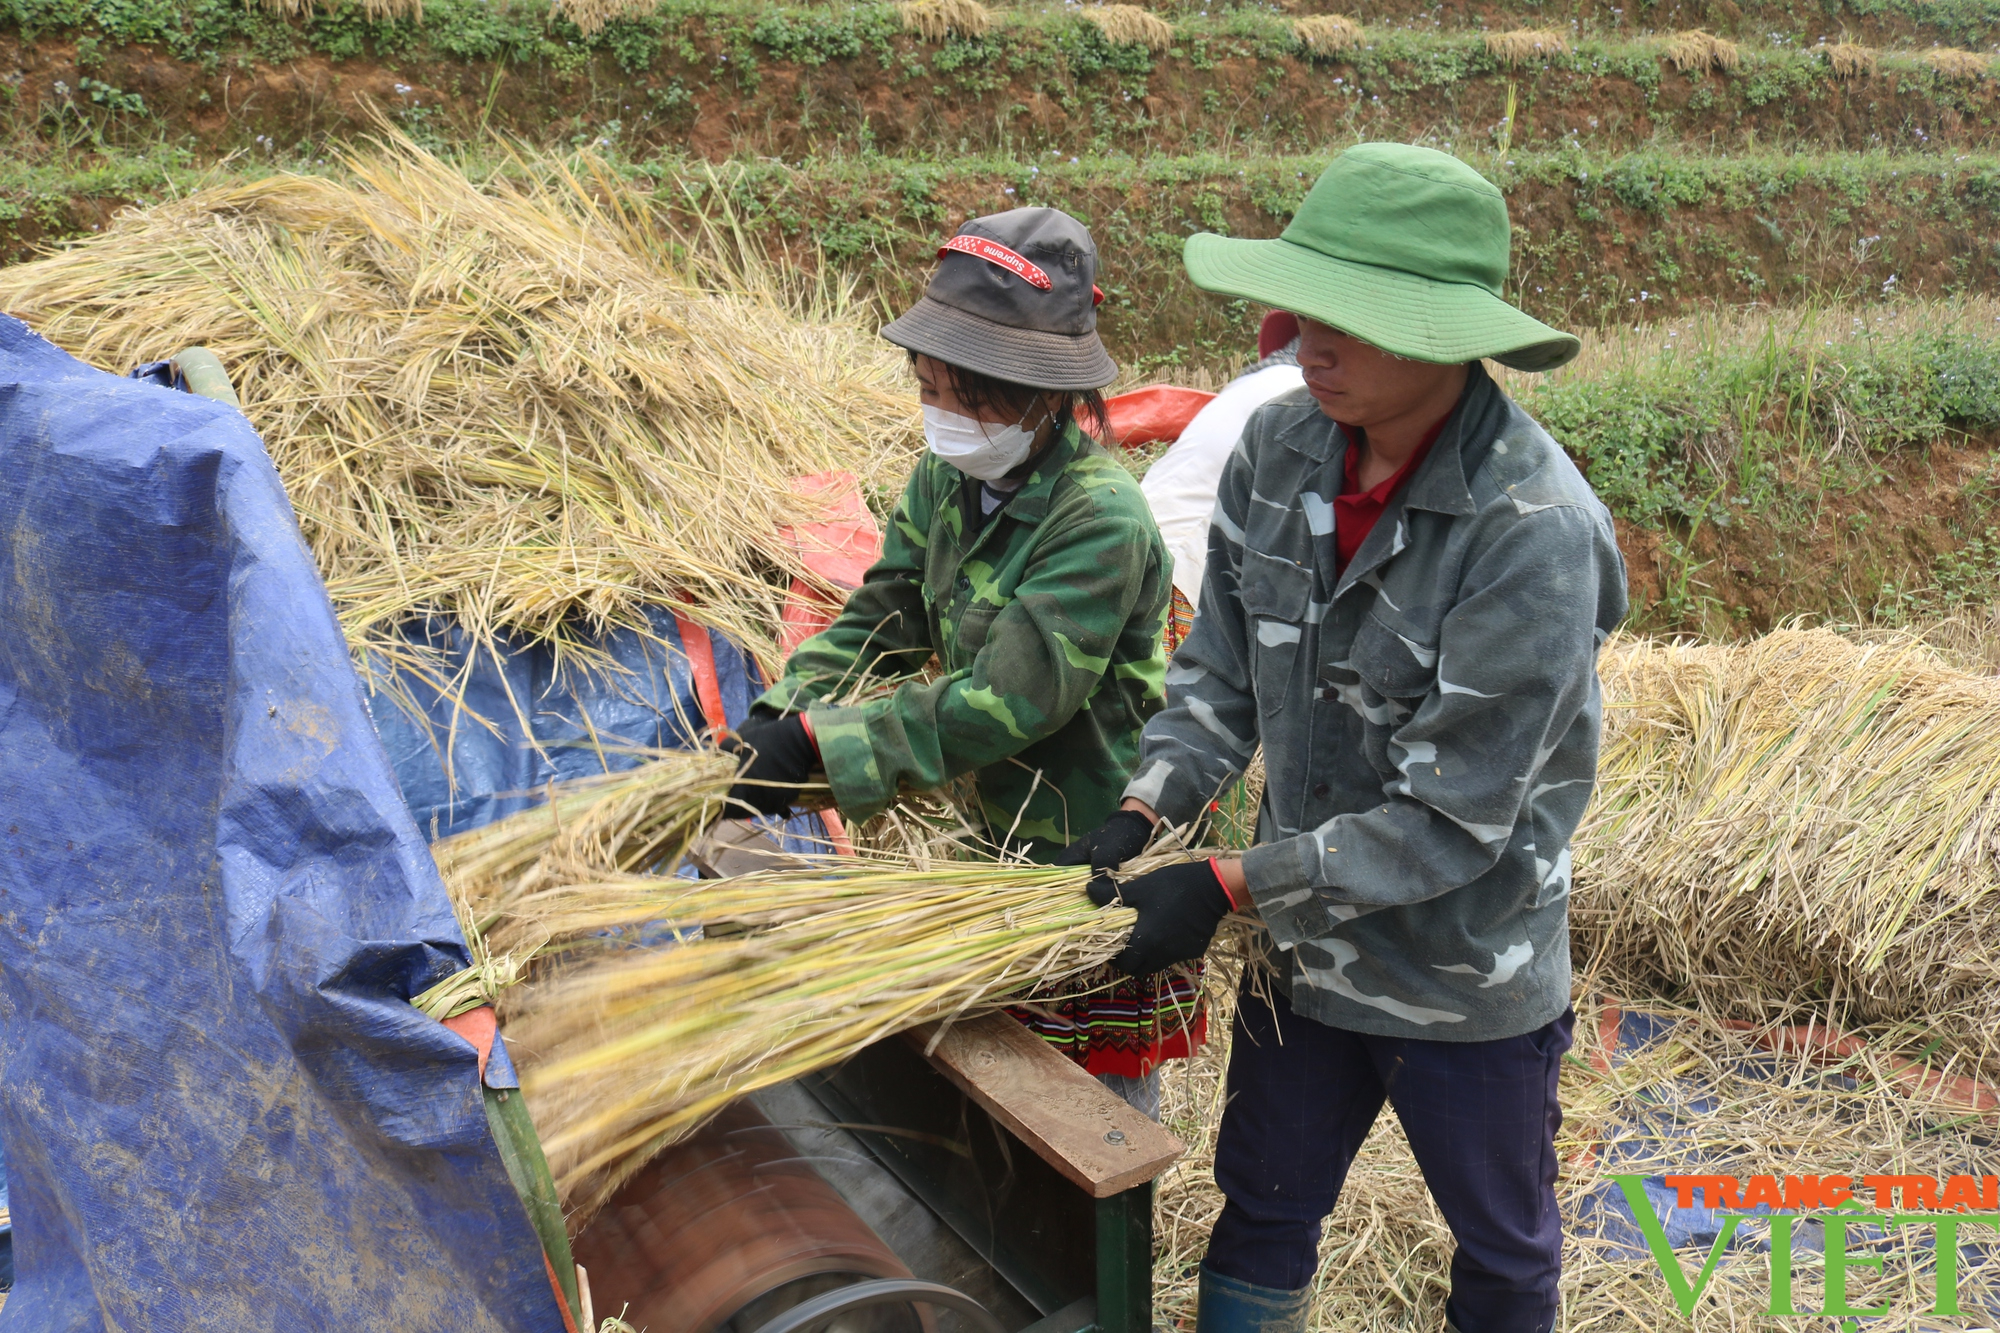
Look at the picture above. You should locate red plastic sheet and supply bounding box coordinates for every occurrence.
[777,470,884,655]
[1104,384,1217,448]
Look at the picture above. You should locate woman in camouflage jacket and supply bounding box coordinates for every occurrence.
[724,208,1193,1107]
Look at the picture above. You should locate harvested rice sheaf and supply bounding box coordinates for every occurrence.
[899,0,993,42]
[0,137,919,677]
[1292,14,1362,54]
[1662,28,1740,72]
[1926,45,1994,80]
[1574,628,2000,1077]
[1084,4,1176,52]
[1482,28,1569,64]
[1825,40,1879,77]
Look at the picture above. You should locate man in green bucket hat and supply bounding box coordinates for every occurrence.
[1060,144,1629,1330]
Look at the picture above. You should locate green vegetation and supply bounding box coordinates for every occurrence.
[5,0,2000,162]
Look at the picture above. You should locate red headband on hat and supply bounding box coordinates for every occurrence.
[940,233,1106,306]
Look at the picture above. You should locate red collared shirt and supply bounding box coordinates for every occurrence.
[1333,415,1451,573]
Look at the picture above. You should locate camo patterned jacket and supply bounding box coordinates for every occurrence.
[759,421,1170,853]
[1126,366,1628,1041]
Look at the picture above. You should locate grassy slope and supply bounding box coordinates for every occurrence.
[9,2,2000,161]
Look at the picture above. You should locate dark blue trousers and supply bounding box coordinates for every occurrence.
[1205,985,1574,1333]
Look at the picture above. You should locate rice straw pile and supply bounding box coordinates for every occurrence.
[1572,627,2000,1077]
[0,135,918,677]
[1151,976,2000,1329]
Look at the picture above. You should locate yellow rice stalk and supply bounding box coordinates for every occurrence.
[1482,28,1568,65]
[1662,28,1740,72]
[504,863,1146,1217]
[1926,45,1994,79]
[0,136,919,681]
[899,0,993,42]
[1084,5,1176,52]
[1826,40,1879,77]
[1292,14,1362,54]
[1573,628,2000,1075]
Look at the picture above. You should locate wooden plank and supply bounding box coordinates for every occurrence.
[904,1013,1184,1198]
[686,818,809,878]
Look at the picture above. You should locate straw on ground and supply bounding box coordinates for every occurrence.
[1573,628,2000,1079]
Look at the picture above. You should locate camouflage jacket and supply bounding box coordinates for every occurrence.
[1126,365,1628,1040]
[760,421,1170,853]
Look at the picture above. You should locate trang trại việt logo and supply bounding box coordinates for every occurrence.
[1611,1173,2000,1321]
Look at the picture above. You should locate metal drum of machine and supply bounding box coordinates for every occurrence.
[573,1099,974,1333]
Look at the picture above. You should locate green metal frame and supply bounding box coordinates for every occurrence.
[1093,1184,1153,1333]
[484,1084,583,1326]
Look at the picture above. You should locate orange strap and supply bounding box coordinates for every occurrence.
[674,613,727,733]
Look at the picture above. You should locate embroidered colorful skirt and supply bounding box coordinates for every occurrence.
[1008,960,1207,1078]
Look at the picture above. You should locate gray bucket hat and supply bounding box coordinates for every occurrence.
[882,207,1119,391]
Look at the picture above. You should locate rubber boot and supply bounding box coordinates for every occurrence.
[1195,1264,1312,1333]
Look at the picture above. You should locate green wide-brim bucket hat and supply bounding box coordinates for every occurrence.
[1184,143,1579,372]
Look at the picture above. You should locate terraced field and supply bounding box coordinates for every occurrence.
[6,0,2000,630]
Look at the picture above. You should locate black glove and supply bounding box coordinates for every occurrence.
[1093,858,1233,977]
[1055,808,1157,900]
[720,712,817,818]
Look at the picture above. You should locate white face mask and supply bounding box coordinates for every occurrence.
[922,404,1039,481]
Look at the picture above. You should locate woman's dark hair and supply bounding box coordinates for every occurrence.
[912,352,1110,441]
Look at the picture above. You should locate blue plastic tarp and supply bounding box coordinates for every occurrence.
[364,611,765,841]
[0,316,563,1331]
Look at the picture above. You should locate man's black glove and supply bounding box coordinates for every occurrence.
[720,711,817,818]
[1054,808,1156,901]
[1091,858,1234,977]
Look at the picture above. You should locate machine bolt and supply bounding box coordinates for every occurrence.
[1104,1129,1126,1144]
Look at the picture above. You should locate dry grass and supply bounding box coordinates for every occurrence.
[1663,28,1741,73]
[1292,14,1362,54]
[1824,40,1879,77]
[1482,28,1570,65]
[1926,45,1994,79]
[1572,629,2000,1078]
[1084,4,1176,52]
[0,134,918,685]
[898,0,992,42]
[1153,981,2000,1329]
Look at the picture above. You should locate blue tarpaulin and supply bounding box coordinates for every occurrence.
[364,611,765,841]
[0,315,564,1331]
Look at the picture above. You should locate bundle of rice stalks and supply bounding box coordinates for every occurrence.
[1573,628,2000,1076]
[0,135,918,680]
[505,862,1142,1217]
[1824,40,1879,77]
[415,753,1231,1216]
[1926,45,1994,79]
[1084,4,1176,52]
[1482,28,1569,65]
[899,0,993,42]
[1662,28,1740,72]
[1292,14,1363,55]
